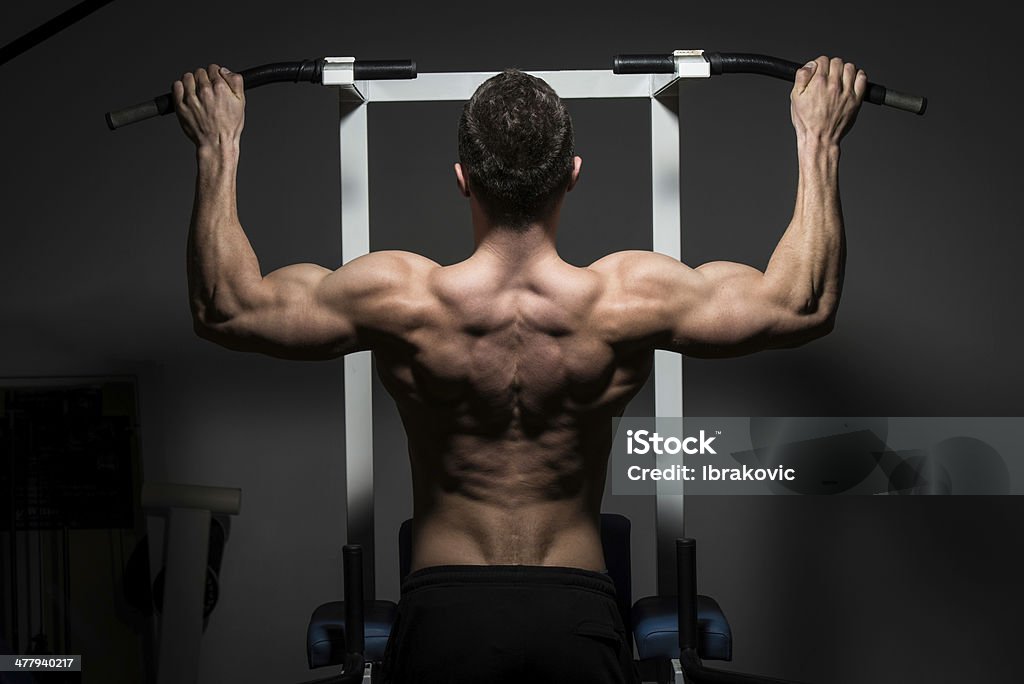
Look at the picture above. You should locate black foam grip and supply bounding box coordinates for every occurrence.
[613,54,675,74]
[239,59,323,88]
[707,52,802,80]
[353,59,417,80]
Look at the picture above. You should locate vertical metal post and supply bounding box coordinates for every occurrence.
[339,86,376,601]
[142,483,240,684]
[650,81,686,595]
[156,507,210,684]
[675,538,698,651]
[7,411,20,653]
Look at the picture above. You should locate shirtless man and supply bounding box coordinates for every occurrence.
[173,55,865,684]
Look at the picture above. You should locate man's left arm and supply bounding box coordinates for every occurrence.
[175,64,423,360]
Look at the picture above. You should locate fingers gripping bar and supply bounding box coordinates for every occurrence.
[105,58,417,130]
[613,51,927,115]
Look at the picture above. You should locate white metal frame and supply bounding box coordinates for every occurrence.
[337,64,705,597]
[141,482,242,684]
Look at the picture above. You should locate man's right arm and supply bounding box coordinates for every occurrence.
[594,56,866,358]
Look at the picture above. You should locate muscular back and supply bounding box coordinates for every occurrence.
[367,251,655,571]
[199,235,834,572]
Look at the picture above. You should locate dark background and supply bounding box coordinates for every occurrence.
[1,1,1022,682]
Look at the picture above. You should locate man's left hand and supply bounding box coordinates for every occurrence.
[172,63,245,151]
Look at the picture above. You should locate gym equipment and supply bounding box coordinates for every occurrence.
[140,482,241,684]
[672,539,804,684]
[109,49,925,683]
[301,545,369,684]
[150,513,230,630]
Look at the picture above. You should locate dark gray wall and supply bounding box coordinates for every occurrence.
[1,1,1021,683]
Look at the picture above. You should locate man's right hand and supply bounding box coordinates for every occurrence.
[790,56,867,146]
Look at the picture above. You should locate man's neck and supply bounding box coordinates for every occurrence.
[474,225,559,264]
[470,202,562,267]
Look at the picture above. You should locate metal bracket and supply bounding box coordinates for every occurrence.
[673,49,710,78]
[323,56,356,86]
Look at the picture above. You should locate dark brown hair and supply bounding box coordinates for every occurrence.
[458,69,575,229]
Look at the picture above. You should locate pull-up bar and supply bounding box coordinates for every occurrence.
[104,49,927,130]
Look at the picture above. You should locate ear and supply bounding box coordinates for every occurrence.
[566,156,583,192]
[454,163,471,197]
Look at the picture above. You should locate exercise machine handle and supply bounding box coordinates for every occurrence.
[675,537,810,684]
[105,58,417,131]
[612,52,927,115]
[298,545,367,684]
[676,538,698,652]
[342,544,365,659]
[337,543,366,683]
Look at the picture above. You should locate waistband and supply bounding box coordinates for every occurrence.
[401,564,616,597]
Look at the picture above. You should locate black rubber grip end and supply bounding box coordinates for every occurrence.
[613,54,675,74]
[884,88,928,115]
[106,98,160,130]
[353,59,416,80]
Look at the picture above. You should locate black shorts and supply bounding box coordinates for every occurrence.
[380,564,639,684]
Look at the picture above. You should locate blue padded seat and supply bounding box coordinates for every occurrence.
[306,599,397,667]
[631,594,732,661]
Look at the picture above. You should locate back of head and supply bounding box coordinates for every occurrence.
[458,69,575,229]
